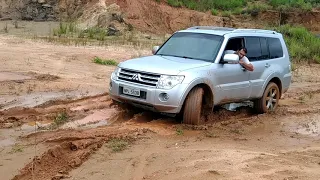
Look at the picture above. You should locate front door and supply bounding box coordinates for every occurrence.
[212,63,250,104]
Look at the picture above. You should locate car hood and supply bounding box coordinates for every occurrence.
[118,55,211,75]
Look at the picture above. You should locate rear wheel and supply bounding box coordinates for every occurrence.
[183,87,204,125]
[254,82,280,113]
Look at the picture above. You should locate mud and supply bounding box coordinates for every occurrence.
[1,33,320,180]
[11,128,145,180]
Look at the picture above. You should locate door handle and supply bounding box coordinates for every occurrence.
[241,67,246,71]
[265,63,270,68]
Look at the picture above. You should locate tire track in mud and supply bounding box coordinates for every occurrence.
[12,127,150,180]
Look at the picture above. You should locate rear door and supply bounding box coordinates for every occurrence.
[244,36,271,98]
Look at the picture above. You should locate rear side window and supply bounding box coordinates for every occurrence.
[268,38,283,58]
[260,38,269,59]
[245,37,261,61]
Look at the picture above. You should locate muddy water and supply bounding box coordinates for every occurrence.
[0,89,103,110]
[285,114,320,138]
[0,72,33,82]
[62,108,117,129]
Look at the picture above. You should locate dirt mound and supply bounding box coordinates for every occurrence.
[77,2,132,35]
[101,0,320,34]
[105,0,227,34]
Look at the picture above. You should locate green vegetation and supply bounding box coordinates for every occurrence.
[49,111,69,129]
[54,111,69,125]
[93,57,118,66]
[273,25,320,63]
[269,0,314,11]
[53,22,111,41]
[162,0,320,12]
[246,2,272,13]
[9,144,24,154]
[107,138,129,152]
[166,0,247,11]
[211,8,218,15]
[176,127,184,135]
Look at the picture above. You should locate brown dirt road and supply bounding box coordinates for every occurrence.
[1,35,320,180]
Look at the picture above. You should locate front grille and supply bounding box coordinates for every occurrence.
[118,68,160,87]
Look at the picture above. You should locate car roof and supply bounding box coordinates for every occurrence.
[178,26,279,36]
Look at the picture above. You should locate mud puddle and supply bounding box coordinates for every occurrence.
[62,108,117,129]
[0,72,33,82]
[284,114,320,137]
[0,90,103,110]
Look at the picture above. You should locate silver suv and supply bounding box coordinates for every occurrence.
[109,26,292,125]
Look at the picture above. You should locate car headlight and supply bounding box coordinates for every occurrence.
[157,75,184,89]
[111,67,120,80]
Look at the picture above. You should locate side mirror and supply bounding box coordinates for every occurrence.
[222,54,239,63]
[152,46,159,55]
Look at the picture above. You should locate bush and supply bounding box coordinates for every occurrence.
[274,25,320,63]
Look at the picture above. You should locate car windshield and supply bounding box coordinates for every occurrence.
[156,32,223,62]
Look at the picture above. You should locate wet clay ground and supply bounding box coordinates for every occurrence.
[1,35,320,180]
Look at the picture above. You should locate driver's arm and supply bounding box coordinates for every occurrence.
[239,57,254,71]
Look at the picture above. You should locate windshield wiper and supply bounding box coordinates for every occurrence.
[181,56,196,60]
[157,54,196,60]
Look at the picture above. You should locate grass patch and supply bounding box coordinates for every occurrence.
[9,144,24,154]
[270,0,313,11]
[49,111,69,129]
[221,11,232,17]
[246,1,272,14]
[93,57,118,66]
[211,8,218,16]
[53,22,111,41]
[176,127,184,135]
[273,24,320,63]
[107,138,129,152]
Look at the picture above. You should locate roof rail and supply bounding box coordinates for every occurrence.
[186,26,278,34]
[187,26,235,31]
[232,28,277,34]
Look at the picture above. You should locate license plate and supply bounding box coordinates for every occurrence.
[123,86,140,97]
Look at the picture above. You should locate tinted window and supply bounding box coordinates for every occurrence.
[268,38,283,58]
[260,38,269,59]
[245,37,262,61]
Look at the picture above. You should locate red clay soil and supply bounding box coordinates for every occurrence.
[12,127,148,180]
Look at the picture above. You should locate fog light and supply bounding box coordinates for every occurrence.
[159,93,169,102]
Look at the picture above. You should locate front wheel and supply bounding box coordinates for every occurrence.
[254,82,280,113]
[182,87,204,125]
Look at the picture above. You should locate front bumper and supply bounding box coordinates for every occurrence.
[109,78,188,114]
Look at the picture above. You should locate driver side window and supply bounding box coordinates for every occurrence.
[220,37,245,63]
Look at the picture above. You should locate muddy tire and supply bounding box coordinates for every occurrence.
[183,87,204,125]
[254,82,280,113]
